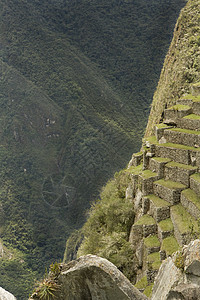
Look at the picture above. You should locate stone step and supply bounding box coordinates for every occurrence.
[164,161,198,187]
[128,151,143,168]
[157,218,174,241]
[138,170,159,196]
[153,179,186,205]
[181,189,200,220]
[155,123,174,142]
[134,214,157,238]
[149,157,171,178]
[178,114,200,131]
[176,95,200,115]
[145,194,170,223]
[160,235,180,257]
[164,104,192,122]
[144,235,160,255]
[163,127,200,148]
[170,204,200,246]
[154,141,200,166]
[190,173,200,195]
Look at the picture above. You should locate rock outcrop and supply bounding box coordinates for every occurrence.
[0,287,16,300]
[59,255,148,300]
[152,239,200,300]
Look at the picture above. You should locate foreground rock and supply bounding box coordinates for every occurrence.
[0,287,16,300]
[151,239,200,300]
[59,255,148,300]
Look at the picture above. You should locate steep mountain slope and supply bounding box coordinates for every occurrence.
[77,0,200,298]
[0,0,185,298]
[146,0,200,136]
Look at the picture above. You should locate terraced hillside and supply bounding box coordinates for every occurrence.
[129,87,200,295]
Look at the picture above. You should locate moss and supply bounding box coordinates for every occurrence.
[146,194,170,207]
[184,113,200,120]
[144,235,160,248]
[155,179,186,189]
[152,261,162,270]
[155,123,170,129]
[171,204,199,234]
[182,188,200,210]
[133,151,143,157]
[135,215,156,226]
[140,170,158,179]
[144,284,154,298]
[166,161,197,170]
[190,173,200,183]
[152,157,171,163]
[170,127,200,135]
[158,219,174,232]
[168,104,191,111]
[147,252,160,263]
[161,236,180,256]
[134,276,148,289]
[174,250,185,271]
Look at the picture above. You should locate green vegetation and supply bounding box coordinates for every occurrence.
[190,173,200,183]
[135,215,155,226]
[77,170,135,281]
[144,284,154,298]
[182,94,200,102]
[147,194,170,207]
[171,204,199,234]
[155,179,186,189]
[0,0,185,297]
[152,157,171,163]
[158,219,174,232]
[140,170,158,179]
[166,161,197,170]
[168,104,191,111]
[144,235,160,248]
[170,127,200,135]
[161,236,180,256]
[134,276,148,290]
[182,189,200,210]
[184,114,200,120]
[174,250,185,271]
[146,0,200,136]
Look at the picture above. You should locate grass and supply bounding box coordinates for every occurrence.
[184,113,200,120]
[161,236,180,256]
[140,170,158,179]
[146,194,170,207]
[171,204,199,234]
[147,252,160,263]
[145,136,200,151]
[126,164,143,175]
[133,152,143,157]
[169,127,200,135]
[144,235,160,248]
[182,94,200,102]
[155,123,170,129]
[152,157,171,163]
[190,173,200,183]
[166,161,197,170]
[182,189,200,210]
[168,104,191,110]
[144,284,154,298]
[158,219,174,232]
[135,215,156,226]
[155,179,186,189]
[134,276,148,290]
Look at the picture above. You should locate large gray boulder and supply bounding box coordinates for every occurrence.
[0,287,16,300]
[59,255,149,300]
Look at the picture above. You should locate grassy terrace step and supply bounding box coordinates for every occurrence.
[145,136,200,165]
[163,127,200,148]
[158,218,174,240]
[149,157,171,178]
[138,170,159,196]
[161,235,180,256]
[164,161,198,186]
[144,235,160,254]
[177,94,200,115]
[170,204,200,246]
[155,123,174,141]
[164,104,192,121]
[181,189,200,220]
[180,114,200,130]
[146,194,170,222]
[190,173,200,195]
[154,179,186,205]
[147,252,161,270]
[135,276,148,291]
[134,214,157,238]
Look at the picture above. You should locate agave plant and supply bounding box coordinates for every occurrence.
[36,278,60,300]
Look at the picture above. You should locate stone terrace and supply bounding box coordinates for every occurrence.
[128,91,200,293]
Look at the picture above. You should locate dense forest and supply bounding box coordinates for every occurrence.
[0,0,185,297]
